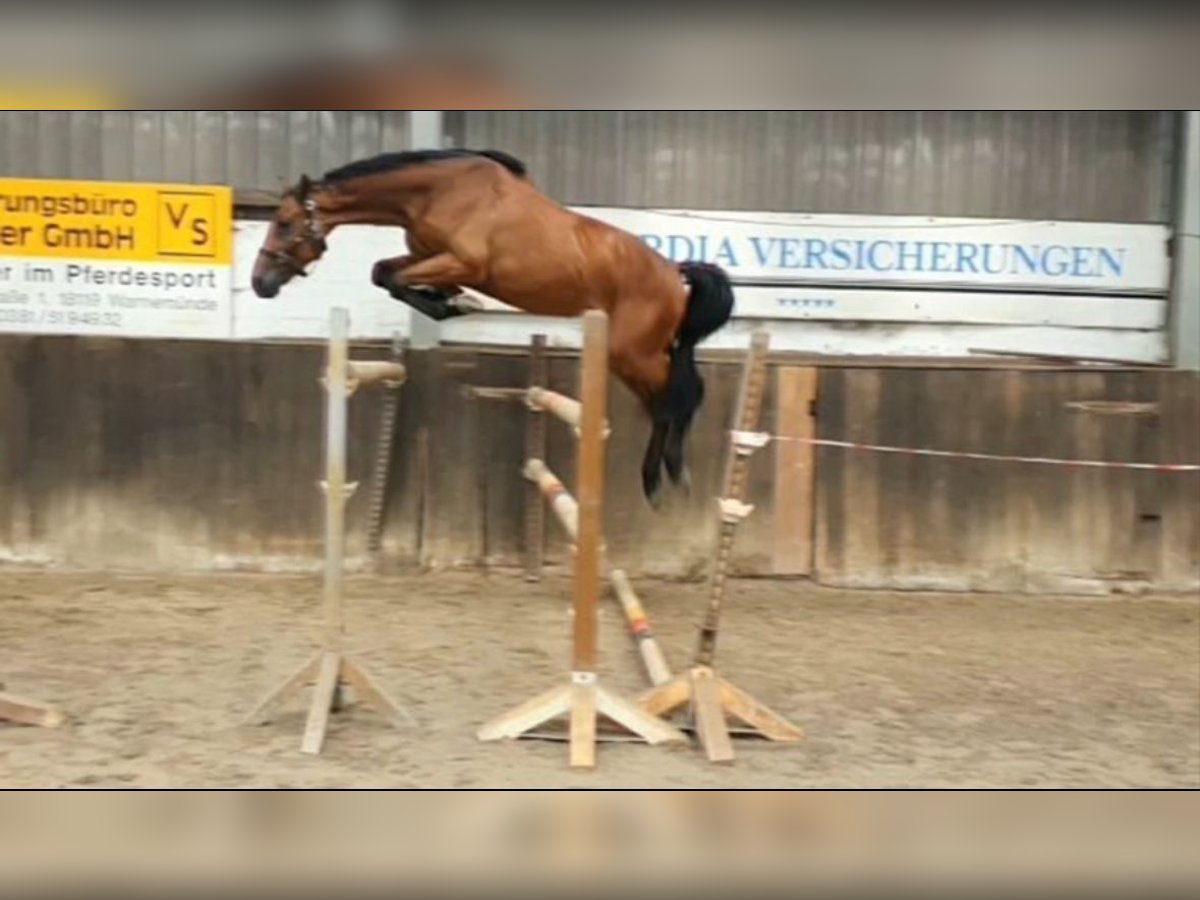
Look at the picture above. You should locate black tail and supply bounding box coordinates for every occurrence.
[644,262,736,500]
[676,261,735,348]
[662,261,736,422]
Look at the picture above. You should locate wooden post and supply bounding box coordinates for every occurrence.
[638,330,804,763]
[479,311,686,767]
[772,366,818,575]
[323,308,352,651]
[244,307,415,755]
[524,334,547,581]
[366,333,405,558]
[566,313,607,767]
[696,331,771,668]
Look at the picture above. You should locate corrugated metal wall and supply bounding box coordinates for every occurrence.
[451,111,1177,222]
[0,110,1176,222]
[0,111,409,192]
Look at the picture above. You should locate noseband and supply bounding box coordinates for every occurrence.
[259,193,327,277]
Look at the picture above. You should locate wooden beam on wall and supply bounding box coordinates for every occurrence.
[772,366,818,575]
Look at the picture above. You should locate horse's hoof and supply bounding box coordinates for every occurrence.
[370,262,392,288]
[675,465,692,494]
[643,476,664,509]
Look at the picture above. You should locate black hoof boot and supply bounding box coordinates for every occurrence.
[370,262,393,289]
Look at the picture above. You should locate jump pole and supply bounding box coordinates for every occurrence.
[0,686,63,728]
[244,307,414,755]
[524,458,673,688]
[638,330,804,763]
[478,310,686,768]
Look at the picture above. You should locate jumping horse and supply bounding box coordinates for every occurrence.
[251,148,735,504]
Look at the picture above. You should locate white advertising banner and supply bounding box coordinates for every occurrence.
[3,191,1172,364]
[584,208,1170,295]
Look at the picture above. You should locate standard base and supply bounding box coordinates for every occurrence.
[243,650,415,755]
[0,689,64,728]
[478,675,688,768]
[638,665,804,764]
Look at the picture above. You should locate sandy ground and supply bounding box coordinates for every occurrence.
[1,569,1197,788]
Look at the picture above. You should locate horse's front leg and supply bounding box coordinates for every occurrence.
[370,254,483,321]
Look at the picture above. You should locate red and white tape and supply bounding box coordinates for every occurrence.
[731,431,1200,473]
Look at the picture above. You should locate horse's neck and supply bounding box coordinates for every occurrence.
[321,172,429,230]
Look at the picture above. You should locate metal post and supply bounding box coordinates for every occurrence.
[1171,111,1200,371]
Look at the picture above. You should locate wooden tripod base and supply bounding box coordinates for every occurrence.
[478,675,688,768]
[0,688,63,728]
[244,650,415,755]
[638,665,803,764]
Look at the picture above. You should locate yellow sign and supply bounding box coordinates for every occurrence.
[0,177,232,265]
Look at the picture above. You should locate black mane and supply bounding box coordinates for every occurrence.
[321,148,527,183]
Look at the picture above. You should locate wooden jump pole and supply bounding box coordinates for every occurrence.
[638,330,804,763]
[478,310,686,768]
[244,307,414,755]
[524,458,673,687]
[524,334,548,581]
[0,687,63,728]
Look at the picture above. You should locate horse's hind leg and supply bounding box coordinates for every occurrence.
[642,420,670,507]
[661,343,704,491]
[608,326,673,506]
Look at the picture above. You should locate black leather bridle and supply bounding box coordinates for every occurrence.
[258,190,327,278]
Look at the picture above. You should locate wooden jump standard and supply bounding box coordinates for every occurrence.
[466,335,670,689]
[244,307,414,755]
[478,311,687,768]
[0,684,63,728]
[638,330,805,763]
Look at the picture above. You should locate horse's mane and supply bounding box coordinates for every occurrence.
[322,148,527,183]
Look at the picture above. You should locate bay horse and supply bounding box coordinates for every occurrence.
[250,148,735,505]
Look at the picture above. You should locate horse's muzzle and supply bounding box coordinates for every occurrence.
[251,273,281,299]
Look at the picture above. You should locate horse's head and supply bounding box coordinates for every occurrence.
[251,174,329,298]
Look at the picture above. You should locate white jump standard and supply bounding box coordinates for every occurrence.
[244,307,413,756]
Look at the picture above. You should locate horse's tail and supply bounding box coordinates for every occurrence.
[657,261,736,443]
[676,261,735,349]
